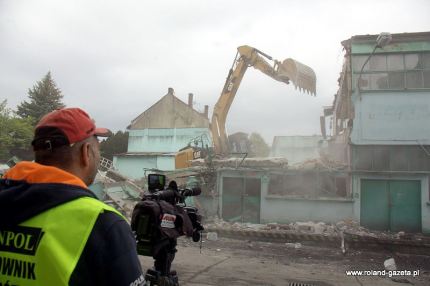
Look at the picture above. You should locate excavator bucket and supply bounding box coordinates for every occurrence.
[278,58,316,95]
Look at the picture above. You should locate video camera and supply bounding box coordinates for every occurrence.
[147,174,201,204]
[131,174,204,285]
[145,174,204,241]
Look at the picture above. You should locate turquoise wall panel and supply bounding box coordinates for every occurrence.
[113,155,176,179]
[260,197,354,224]
[113,156,157,179]
[218,170,354,224]
[156,156,175,171]
[351,41,430,54]
[351,92,430,145]
[128,128,212,153]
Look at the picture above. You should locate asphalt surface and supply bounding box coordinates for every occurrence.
[139,236,430,286]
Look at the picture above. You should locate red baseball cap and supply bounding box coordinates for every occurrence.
[32,108,111,150]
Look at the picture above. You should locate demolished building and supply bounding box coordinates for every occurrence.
[102,33,429,235]
[321,31,430,233]
[203,32,430,234]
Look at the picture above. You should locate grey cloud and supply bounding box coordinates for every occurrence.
[1,0,429,143]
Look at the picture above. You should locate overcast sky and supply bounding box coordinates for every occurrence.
[1,0,429,144]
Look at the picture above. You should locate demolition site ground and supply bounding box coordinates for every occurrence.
[139,236,430,286]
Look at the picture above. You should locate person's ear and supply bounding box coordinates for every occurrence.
[80,142,91,168]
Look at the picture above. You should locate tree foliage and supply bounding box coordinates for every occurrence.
[0,100,34,161]
[100,131,129,160]
[249,132,270,157]
[17,72,65,123]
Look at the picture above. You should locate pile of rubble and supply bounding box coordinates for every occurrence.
[205,218,427,241]
[289,157,347,171]
[191,157,289,169]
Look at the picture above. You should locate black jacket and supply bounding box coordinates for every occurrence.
[0,162,145,286]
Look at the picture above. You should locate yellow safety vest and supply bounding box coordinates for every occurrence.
[0,197,124,286]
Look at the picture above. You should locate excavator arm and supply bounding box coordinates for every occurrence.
[211,45,316,156]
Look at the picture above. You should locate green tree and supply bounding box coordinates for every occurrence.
[100,131,129,161]
[249,132,270,157]
[17,72,65,123]
[0,100,34,161]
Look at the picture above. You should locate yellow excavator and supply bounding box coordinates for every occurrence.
[175,45,316,169]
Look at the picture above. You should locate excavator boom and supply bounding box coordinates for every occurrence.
[174,45,316,169]
[211,45,316,156]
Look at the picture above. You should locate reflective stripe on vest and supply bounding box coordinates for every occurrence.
[0,196,124,286]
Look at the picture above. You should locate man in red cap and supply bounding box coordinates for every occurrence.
[0,108,145,286]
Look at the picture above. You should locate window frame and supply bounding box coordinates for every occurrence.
[352,52,430,91]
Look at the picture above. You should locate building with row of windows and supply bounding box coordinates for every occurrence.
[322,31,430,233]
[216,32,430,233]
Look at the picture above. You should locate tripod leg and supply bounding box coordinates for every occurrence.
[153,239,179,285]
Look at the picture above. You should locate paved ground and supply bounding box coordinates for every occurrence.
[139,236,430,286]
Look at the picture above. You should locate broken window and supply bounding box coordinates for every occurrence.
[319,174,335,196]
[424,71,430,88]
[352,52,430,91]
[335,177,347,197]
[423,53,430,68]
[319,173,348,198]
[352,146,373,170]
[406,71,423,88]
[409,146,430,171]
[369,55,386,71]
[268,174,283,195]
[405,54,421,69]
[370,73,388,89]
[268,171,349,198]
[352,55,370,72]
[388,72,404,89]
[387,54,404,71]
[372,146,390,171]
[353,145,430,172]
[390,146,410,171]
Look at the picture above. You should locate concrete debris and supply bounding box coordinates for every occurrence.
[266,223,291,231]
[293,221,327,233]
[106,169,129,182]
[335,220,379,238]
[314,222,326,234]
[289,157,347,171]
[205,218,427,242]
[242,223,267,231]
[396,231,405,239]
[340,231,346,254]
[384,258,397,271]
[191,157,289,169]
[285,242,302,249]
[206,232,218,241]
[0,164,9,175]
[92,171,144,220]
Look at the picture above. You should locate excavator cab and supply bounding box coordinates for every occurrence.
[175,134,211,169]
